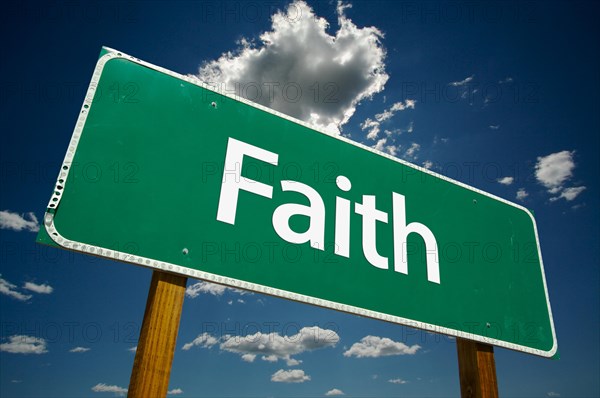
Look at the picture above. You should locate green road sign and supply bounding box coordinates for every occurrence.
[38,47,557,357]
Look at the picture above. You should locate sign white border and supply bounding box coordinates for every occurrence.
[43,47,557,357]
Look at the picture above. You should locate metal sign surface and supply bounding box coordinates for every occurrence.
[38,48,557,357]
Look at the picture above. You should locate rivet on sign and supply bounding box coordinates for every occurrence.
[182,248,189,255]
[486,322,491,328]
[473,199,477,204]
[211,102,217,108]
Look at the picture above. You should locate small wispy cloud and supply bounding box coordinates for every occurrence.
[449,75,478,104]
[549,186,586,202]
[386,145,398,156]
[433,136,449,145]
[185,282,227,297]
[168,388,184,395]
[91,383,127,396]
[0,210,39,232]
[497,176,514,185]
[185,281,249,299]
[489,125,500,130]
[516,188,529,201]
[0,275,32,301]
[373,137,387,152]
[181,332,219,351]
[388,378,408,384]
[404,142,420,160]
[361,118,381,140]
[374,99,416,122]
[371,137,399,157]
[23,282,53,294]
[362,100,415,140]
[449,74,474,86]
[69,347,90,353]
[498,77,513,84]
[325,388,345,396]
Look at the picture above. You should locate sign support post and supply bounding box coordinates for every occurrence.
[128,271,187,398]
[456,338,499,398]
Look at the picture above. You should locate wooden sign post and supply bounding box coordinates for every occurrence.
[128,271,187,398]
[456,338,499,398]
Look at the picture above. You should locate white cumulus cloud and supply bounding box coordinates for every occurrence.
[271,369,310,383]
[0,210,39,232]
[325,388,345,396]
[0,335,48,354]
[497,176,514,185]
[535,150,586,202]
[535,150,575,192]
[91,383,127,396]
[389,378,408,384]
[23,282,53,294]
[0,275,32,301]
[69,346,90,353]
[183,326,339,366]
[343,335,420,358]
[220,326,338,364]
[168,388,184,395]
[197,0,388,133]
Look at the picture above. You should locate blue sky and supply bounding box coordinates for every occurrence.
[1,1,598,397]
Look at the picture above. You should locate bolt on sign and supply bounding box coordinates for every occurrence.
[38,47,557,357]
